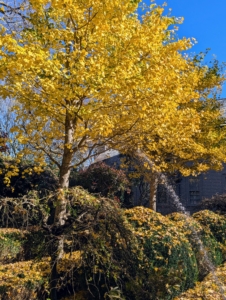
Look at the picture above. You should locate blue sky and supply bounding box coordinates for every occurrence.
[142,0,226,98]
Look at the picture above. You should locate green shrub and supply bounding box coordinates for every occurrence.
[125,207,198,300]
[174,261,226,300]
[193,210,226,244]
[193,210,226,259]
[23,228,49,260]
[0,229,26,264]
[168,213,223,280]
[0,228,48,264]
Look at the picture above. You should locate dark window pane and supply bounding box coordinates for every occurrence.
[189,191,200,204]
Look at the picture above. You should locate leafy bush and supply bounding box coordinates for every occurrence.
[50,187,144,300]
[168,213,223,279]
[200,194,226,216]
[0,229,26,264]
[174,261,226,299]
[0,159,58,198]
[0,252,82,300]
[70,162,130,203]
[193,210,226,259]
[125,207,198,299]
[0,228,49,264]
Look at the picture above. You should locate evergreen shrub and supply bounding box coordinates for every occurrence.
[0,228,48,264]
[168,213,223,279]
[174,261,226,299]
[193,210,226,259]
[124,207,198,300]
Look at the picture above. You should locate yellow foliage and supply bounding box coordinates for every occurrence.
[174,261,226,299]
[0,251,82,297]
[0,0,225,181]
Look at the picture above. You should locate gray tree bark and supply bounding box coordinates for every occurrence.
[51,110,75,300]
[149,172,158,211]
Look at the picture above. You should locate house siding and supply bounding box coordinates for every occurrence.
[102,154,226,215]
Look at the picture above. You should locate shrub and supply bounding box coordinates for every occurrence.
[50,187,144,300]
[70,162,130,203]
[0,159,58,198]
[124,207,198,300]
[168,213,223,280]
[200,194,226,216]
[193,210,226,259]
[0,252,81,300]
[174,261,226,299]
[0,192,49,229]
[0,229,26,264]
[0,228,49,264]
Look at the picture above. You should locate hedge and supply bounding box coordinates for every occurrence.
[174,261,226,299]
[0,252,82,300]
[200,194,226,216]
[193,210,226,245]
[168,213,223,280]
[0,229,26,264]
[193,210,226,260]
[125,207,198,299]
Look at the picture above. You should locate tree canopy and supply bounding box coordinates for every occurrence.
[0,0,225,182]
[1,2,226,299]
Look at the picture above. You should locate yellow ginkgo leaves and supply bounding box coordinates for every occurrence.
[0,0,225,187]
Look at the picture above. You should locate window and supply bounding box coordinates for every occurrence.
[189,177,200,189]
[189,191,200,204]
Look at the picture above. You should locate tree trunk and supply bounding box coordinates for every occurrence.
[50,110,75,300]
[54,109,75,226]
[149,172,158,211]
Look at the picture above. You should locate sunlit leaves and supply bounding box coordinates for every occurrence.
[0,0,225,180]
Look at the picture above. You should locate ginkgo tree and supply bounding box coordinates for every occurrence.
[0,0,226,215]
[1,0,226,298]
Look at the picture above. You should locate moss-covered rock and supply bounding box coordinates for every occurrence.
[125,207,198,300]
[168,213,223,279]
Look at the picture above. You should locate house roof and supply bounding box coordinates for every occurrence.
[93,149,120,163]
